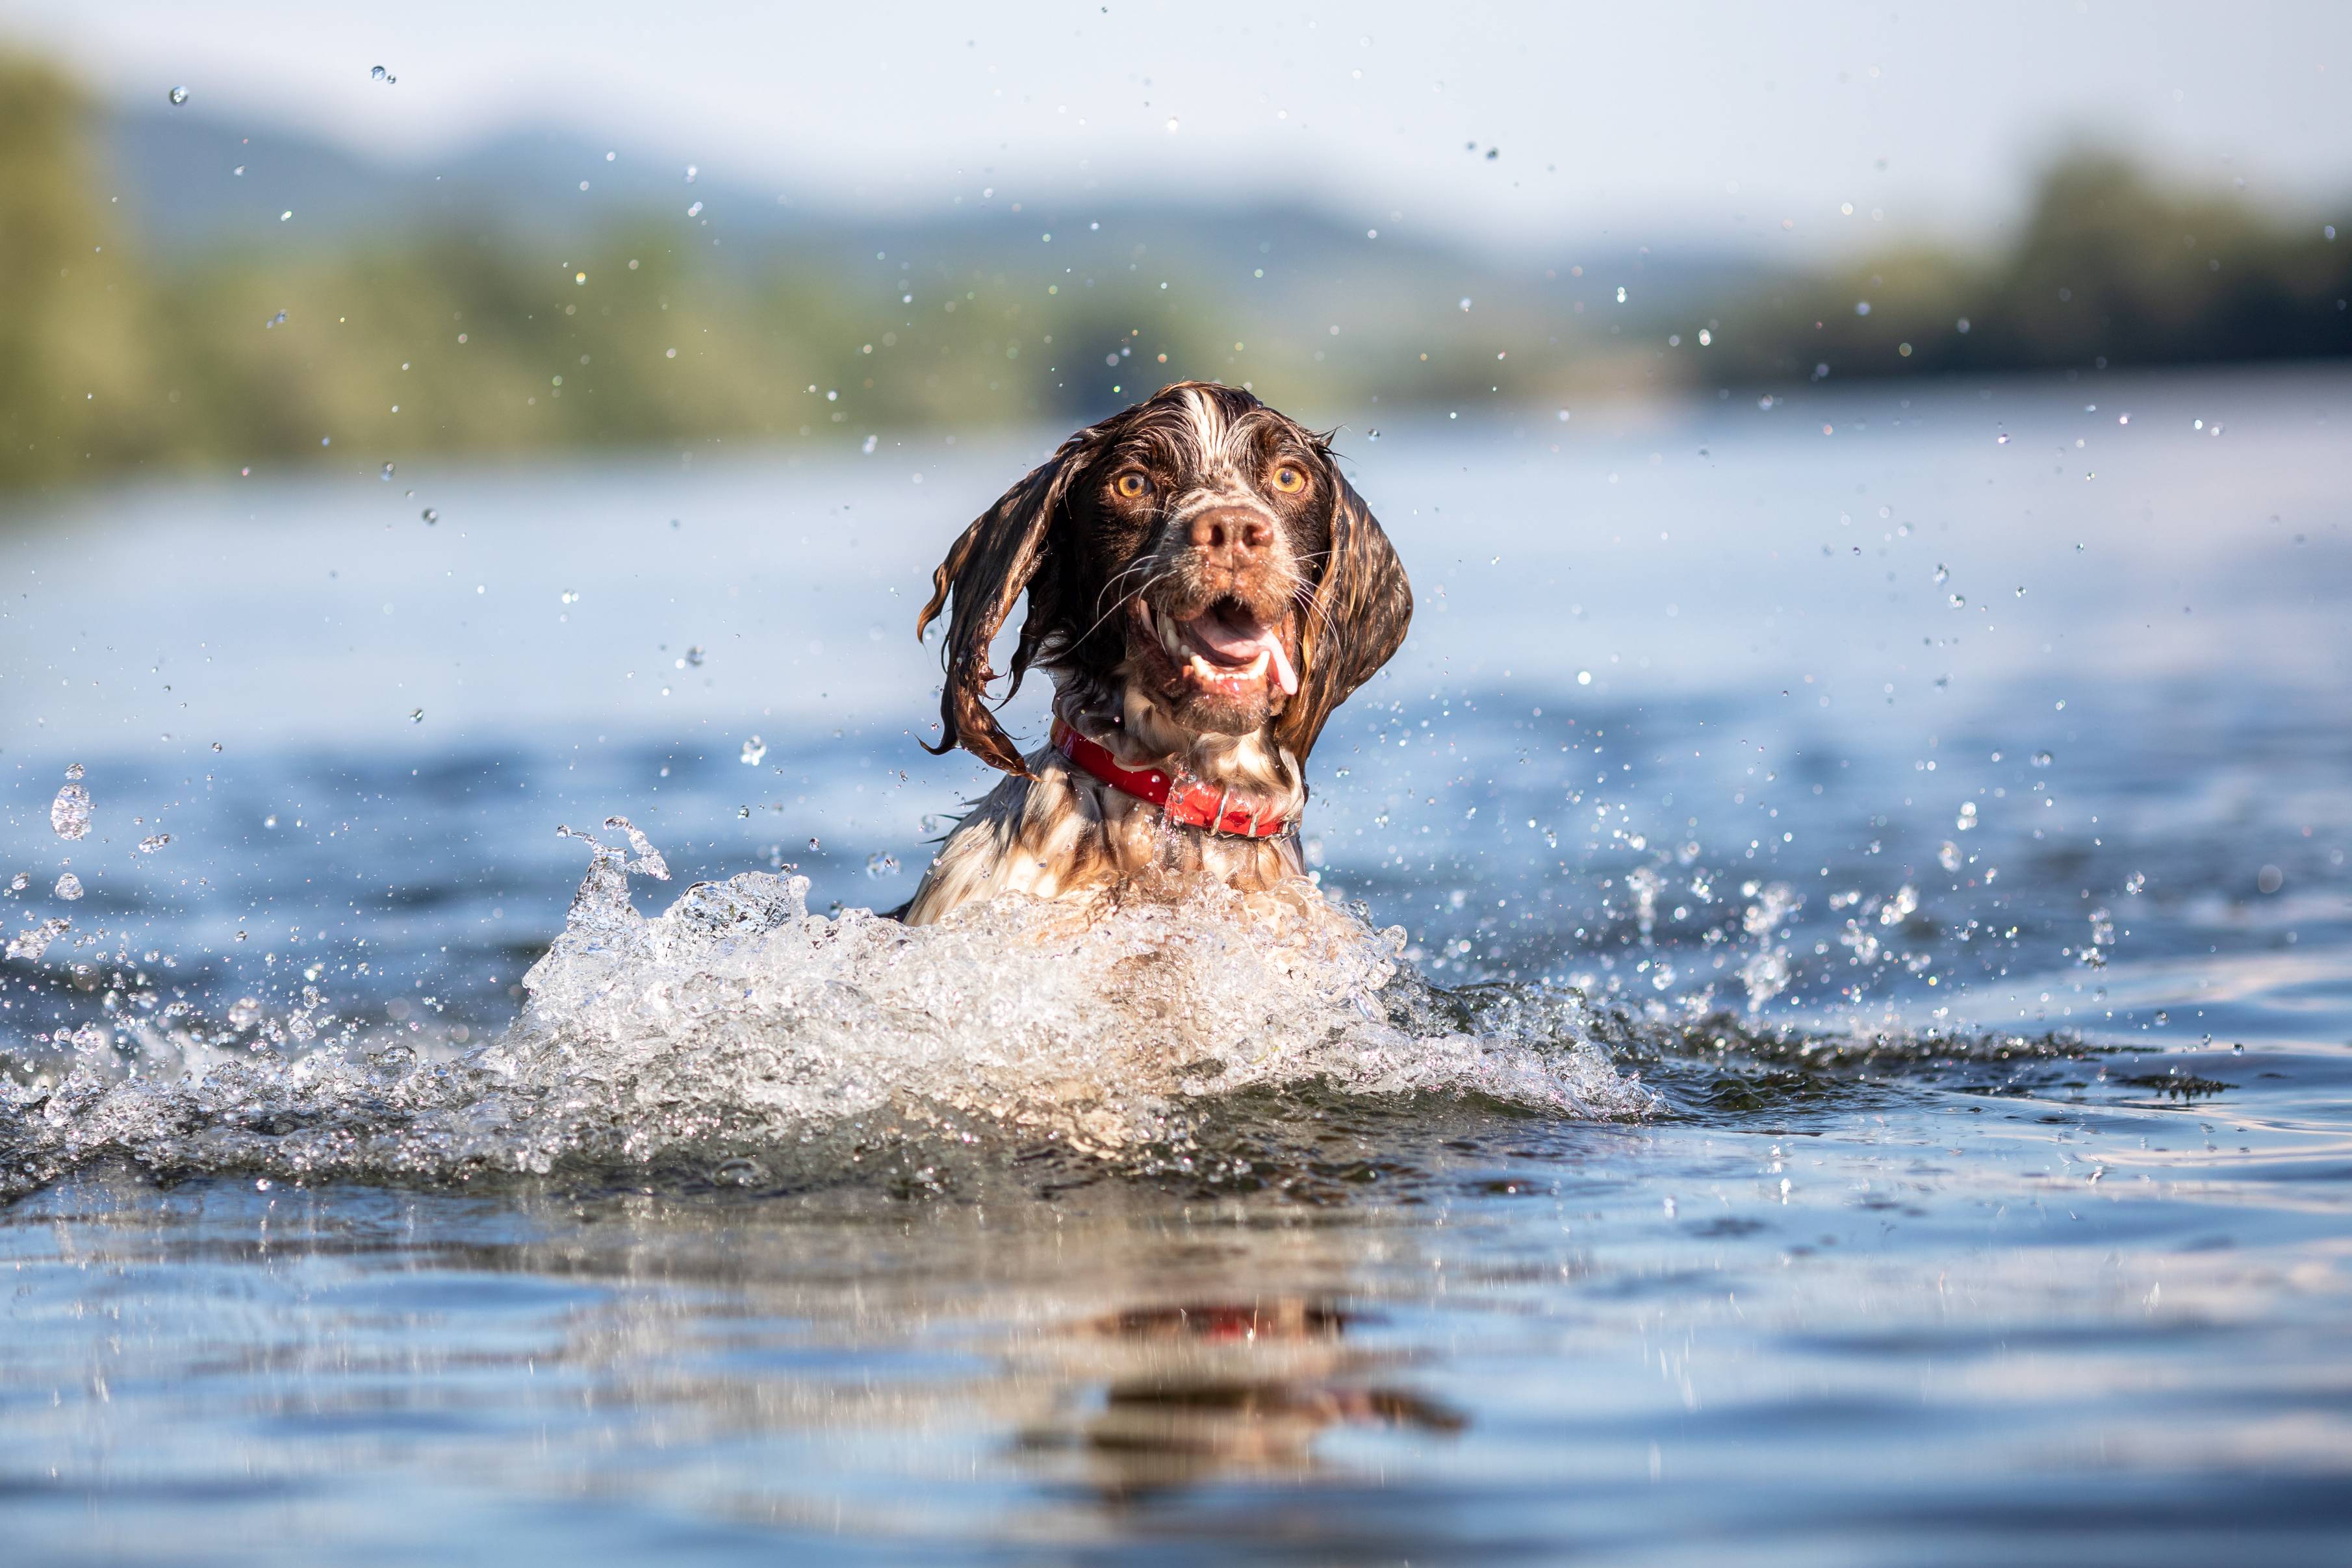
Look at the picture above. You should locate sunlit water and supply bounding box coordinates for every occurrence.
[3,368,2349,1563]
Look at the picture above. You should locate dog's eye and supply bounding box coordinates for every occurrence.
[1271,464,1306,494]
[1114,472,1151,499]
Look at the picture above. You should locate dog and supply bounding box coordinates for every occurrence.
[901,382,1411,926]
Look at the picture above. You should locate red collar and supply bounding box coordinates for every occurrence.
[1050,718,1295,839]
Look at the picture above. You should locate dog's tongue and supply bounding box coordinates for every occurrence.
[1189,612,1299,696]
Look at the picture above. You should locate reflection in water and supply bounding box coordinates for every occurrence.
[1028,1300,1465,1495]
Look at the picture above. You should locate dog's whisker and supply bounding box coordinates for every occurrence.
[1092,557,1160,610]
[1077,568,1177,645]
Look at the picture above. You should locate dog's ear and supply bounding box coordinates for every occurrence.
[1275,466,1412,760]
[915,429,1097,774]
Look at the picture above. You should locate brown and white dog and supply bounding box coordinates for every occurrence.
[902,382,1412,926]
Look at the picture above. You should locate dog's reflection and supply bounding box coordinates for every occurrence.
[1019,1298,1464,1493]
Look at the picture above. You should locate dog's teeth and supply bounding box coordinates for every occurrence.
[1243,648,1270,681]
[1188,652,1218,682]
[1266,639,1299,696]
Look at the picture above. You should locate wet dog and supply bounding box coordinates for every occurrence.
[903,382,1411,925]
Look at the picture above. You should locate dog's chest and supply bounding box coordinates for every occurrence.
[902,754,1304,924]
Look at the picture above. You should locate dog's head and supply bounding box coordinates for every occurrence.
[917,383,1412,776]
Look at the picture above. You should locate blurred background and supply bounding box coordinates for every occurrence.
[1,3,2347,1033]
[1,1,2346,488]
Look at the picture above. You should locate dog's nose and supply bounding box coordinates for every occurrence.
[1188,507,1273,557]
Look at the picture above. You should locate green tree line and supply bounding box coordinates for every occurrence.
[2,52,2345,493]
[1702,154,2350,385]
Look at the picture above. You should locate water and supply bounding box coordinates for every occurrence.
[3,368,2349,1563]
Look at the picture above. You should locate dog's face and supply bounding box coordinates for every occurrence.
[917,383,1412,776]
[1083,392,1327,737]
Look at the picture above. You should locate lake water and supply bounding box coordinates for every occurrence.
[4,367,2349,1564]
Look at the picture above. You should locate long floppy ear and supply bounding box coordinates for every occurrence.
[1273,467,1412,761]
[914,429,1096,774]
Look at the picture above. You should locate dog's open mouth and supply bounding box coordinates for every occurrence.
[1133,595,1299,700]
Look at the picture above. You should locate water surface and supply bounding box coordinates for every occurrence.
[3,368,2349,1563]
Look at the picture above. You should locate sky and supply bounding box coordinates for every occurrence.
[4,1,2349,255]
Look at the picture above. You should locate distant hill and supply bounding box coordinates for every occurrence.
[96,103,1774,322]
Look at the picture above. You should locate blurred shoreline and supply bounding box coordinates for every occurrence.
[4,51,2347,498]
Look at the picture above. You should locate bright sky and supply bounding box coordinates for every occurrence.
[6,0,2348,253]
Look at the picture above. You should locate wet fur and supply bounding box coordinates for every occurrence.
[904,383,1411,926]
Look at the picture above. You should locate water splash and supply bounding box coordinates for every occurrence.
[6,918,69,962]
[0,824,1650,1197]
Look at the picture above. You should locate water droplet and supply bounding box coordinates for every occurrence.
[7,873,27,893]
[1938,841,1962,872]
[53,872,84,902]
[421,507,438,524]
[64,762,84,781]
[1615,285,1628,304]
[741,736,767,766]
[685,646,706,667]
[2031,750,2054,768]
[168,86,189,106]
[1932,563,1949,584]
[808,837,823,852]
[211,741,224,752]
[227,996,262,1029]
[738,805,752,819]
[862,434,878,454]
[4,915,66,961]
[1367,429,1381,442]
[559,589,579,605]
[1947,594,1965,609]
[51,781,92,840]
[2154,1010,2170,1026]
[684,164,698,184]
[865,852,901,879]
[409,708,425,724]
[137,833,171,854]
[370,65,387,81]
[687,200,704,217]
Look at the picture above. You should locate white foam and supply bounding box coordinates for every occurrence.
[0,830,1653,1195]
